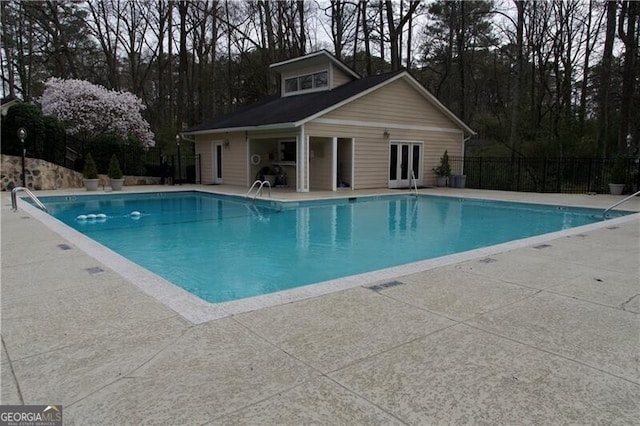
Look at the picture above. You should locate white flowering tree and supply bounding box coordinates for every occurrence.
[40,78,155,148]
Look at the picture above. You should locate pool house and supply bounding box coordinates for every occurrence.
[184,50,475,192]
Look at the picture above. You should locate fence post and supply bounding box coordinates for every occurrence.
[478,157,483,188]
[516,157,521,191]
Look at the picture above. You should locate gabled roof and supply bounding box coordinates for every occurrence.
[185,70,475,136]
[269,50,360,80]
[185,71,402,134]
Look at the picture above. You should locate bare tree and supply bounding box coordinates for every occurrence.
[597,0,617,159]
[617,0,638,154]
[384,0,420,71]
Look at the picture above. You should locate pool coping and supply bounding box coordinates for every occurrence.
[16,190,640,324]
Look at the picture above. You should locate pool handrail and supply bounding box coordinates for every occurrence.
[410,171,418,196]
[246,180,271,199]
[602,189,640,219]
[11,186,48,213]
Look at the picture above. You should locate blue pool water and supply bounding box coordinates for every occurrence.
[40,191,627,303]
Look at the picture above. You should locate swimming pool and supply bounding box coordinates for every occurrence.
[39,191,630,304]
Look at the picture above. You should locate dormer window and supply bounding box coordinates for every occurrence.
[284,70,329,95]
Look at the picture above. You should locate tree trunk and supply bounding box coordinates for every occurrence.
[509,0,525,165]
[362,1,372,75]
[178,0,189,128]
[617,0,638,154]
[597,0,617,159]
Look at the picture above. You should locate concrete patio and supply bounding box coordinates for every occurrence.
[1,186,639,424]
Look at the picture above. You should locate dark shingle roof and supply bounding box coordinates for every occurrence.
[185,71,404,133]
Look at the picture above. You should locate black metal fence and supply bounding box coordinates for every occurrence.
[449,156,640,194]
[171,154,201,184]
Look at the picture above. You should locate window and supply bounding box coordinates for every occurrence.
[314,71,328,88]
[284,77,298,93]
[283,71,329,95]
[278,140,296,163]
[300,74,313,90]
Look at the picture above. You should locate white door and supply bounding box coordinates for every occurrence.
[389,142,422,188]
[213,142,223,184]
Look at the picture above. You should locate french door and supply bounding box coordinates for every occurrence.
[389,142,423,188]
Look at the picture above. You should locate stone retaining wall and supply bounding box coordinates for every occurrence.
[1,155,161,191]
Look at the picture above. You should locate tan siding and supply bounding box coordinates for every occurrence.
[280,63,327,81]
[195,139,214,184]
[306,123,462,189]
[331,64,355,88]
[224,132,248,185]
[309,137,332,190]
[323,78,456,129]
[196,75,465,191]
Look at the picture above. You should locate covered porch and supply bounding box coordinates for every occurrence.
[246,128,354,193]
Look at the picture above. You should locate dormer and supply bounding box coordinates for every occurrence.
[270,50,360,97]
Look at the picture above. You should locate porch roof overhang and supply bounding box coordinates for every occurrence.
[183,122,298,137]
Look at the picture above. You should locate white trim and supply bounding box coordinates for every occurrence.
[351,138,355,190]
[401,73,477,135]
[295,74,407,126]
[213,141,223,184]
[296,72,476,136]
[282,70,329,97]
[312,118,464,135]
[185,122,297,137]
[388,141,424,189]
[331,137,338,191]
[305,134,310,191]
[246,136,251,185]
[297,125,308,192]
[184,71,474,138]
[270,50,360,80]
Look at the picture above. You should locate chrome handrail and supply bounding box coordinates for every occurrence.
[246,180,271,199]
[11,187,47,212]
[410,171,418,196]
[246,180,262,198]
[603,189,640,219]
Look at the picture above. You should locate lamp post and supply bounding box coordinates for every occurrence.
[17,127,27,187]
[175,134,182,184]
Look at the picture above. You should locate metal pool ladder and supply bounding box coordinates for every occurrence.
[246,180,271,199]
[11,186,48,212]
[602,189,640,219]
[410,171,419,196]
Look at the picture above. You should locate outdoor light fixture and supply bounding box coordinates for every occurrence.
[383,129,390,138]
[17,127,27,187]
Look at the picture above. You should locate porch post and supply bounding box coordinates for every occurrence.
[351,137,355,190]
[297,125,308,192]
[246,135,251,186]
[332,136,338,191]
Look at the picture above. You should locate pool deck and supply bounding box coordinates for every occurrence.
[2,185,639,424]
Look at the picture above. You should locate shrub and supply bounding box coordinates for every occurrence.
[433,150,451,177]
[108,154,123,179]
[83,153,98,179]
